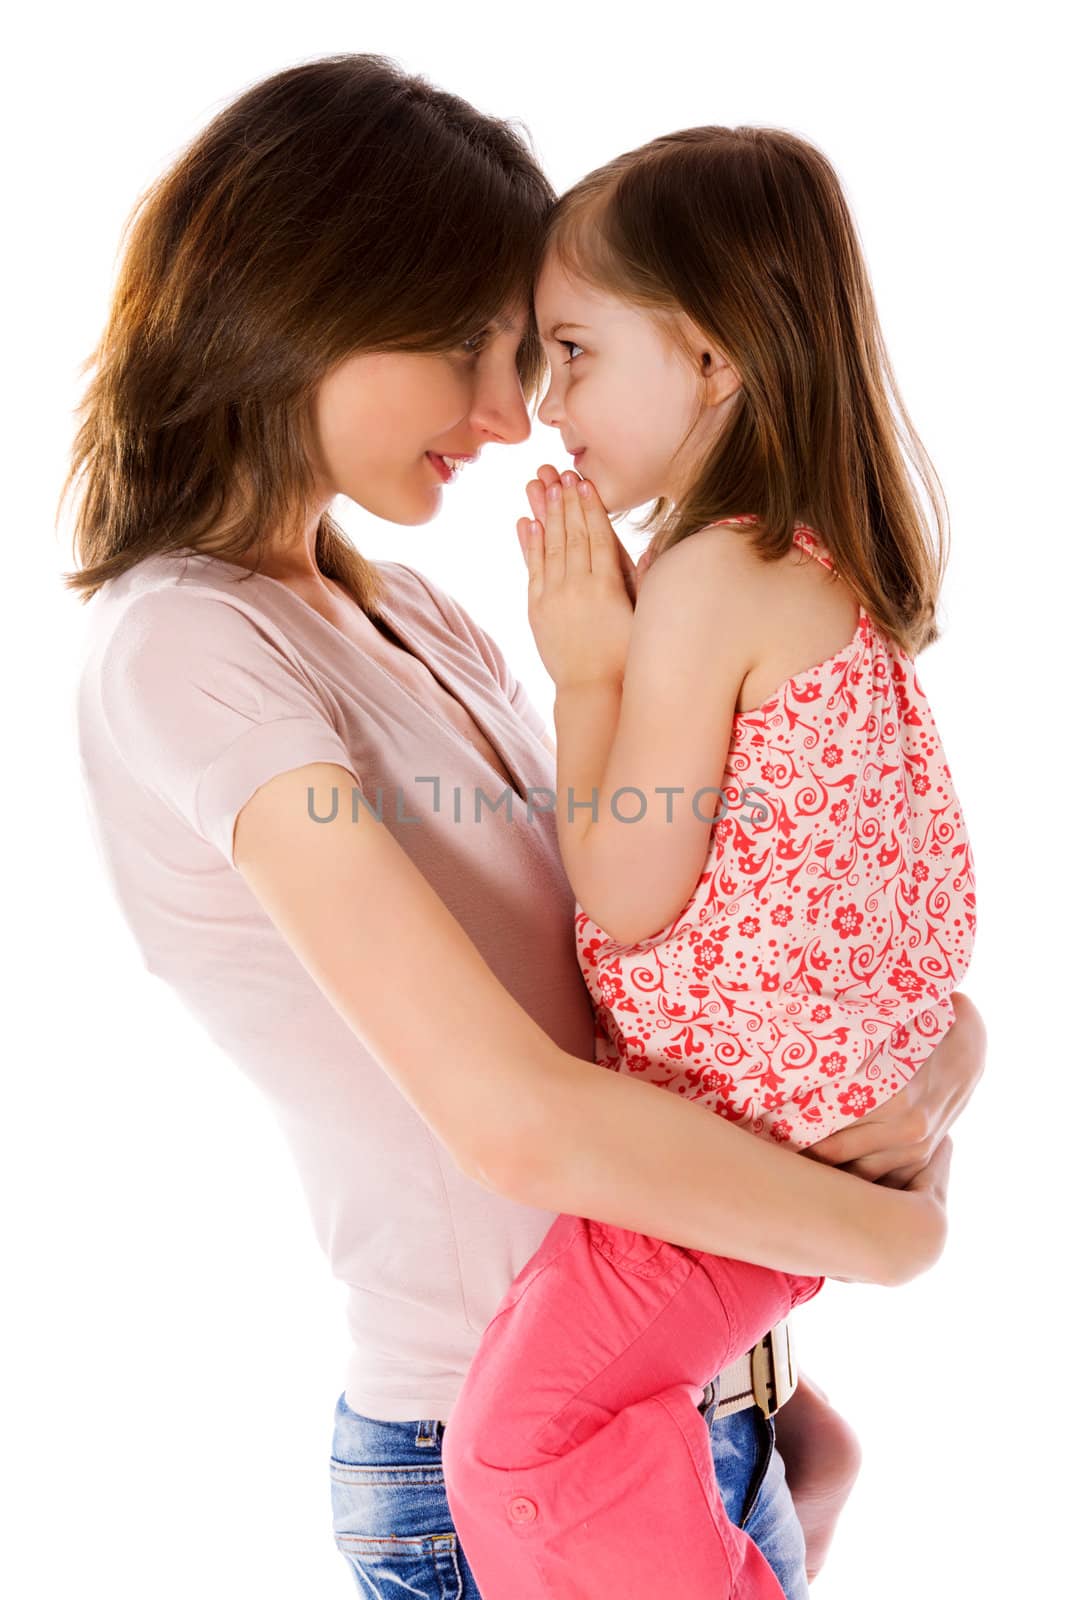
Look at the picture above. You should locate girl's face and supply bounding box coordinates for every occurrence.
[533,250,740,513]
[307,298,532,524]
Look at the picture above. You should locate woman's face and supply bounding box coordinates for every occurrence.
[307,299,532,523]
[533,250,737,514]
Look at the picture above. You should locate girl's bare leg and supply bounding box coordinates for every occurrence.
[771,1373,863,1580]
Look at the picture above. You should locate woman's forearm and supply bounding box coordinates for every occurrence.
[233,770,941,1289]
[478,1046,944,1287]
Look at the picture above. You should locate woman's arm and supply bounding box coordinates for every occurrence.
[801,991,985,1184]
[537,596,979,1187]
[233,761,948,1288]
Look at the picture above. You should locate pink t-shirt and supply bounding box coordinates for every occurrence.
[75,547,595,1422]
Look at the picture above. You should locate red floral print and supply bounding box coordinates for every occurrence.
[576,524,977,1150]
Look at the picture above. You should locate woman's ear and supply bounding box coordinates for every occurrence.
[701,345,742,407]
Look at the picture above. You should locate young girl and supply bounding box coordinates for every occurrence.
[440,126,977,1598]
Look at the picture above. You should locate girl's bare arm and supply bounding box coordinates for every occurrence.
[547,524,762,946]
[233,761,953,1289]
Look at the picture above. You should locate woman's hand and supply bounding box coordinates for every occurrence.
[517,463,638,690]
[802,991,986,1187]
[826,1133,953,1284]
[825,1139,953,1285]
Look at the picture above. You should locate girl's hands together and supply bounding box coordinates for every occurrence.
[518,464,649,692]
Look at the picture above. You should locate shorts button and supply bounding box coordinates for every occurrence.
[508,1496,538,1522]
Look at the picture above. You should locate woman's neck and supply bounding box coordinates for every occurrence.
[199,477,334,587]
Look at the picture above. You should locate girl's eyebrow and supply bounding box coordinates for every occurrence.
[538,320,590,342]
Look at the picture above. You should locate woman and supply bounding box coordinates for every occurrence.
[64,54,984,1598]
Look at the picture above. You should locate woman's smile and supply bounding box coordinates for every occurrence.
[426,450,461,483]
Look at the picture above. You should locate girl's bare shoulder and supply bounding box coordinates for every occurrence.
[725,529,862,714]
[649,521,860,713]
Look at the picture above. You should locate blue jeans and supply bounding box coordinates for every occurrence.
[330,1386,809,1597]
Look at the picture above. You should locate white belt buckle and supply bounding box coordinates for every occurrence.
[751,1317,797,1418]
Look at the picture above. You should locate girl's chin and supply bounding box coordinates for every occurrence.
[580,462,639,516]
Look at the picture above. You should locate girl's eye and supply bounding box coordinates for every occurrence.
[558,339,584,363]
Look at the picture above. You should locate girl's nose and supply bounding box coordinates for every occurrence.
[536,381,562,432]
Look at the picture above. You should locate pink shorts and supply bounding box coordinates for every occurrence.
[441,1213,823,1599]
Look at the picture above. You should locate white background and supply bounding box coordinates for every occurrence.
[4,2,1062,1594]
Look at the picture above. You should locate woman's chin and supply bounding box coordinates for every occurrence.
[397,462,454,521]
[356,488,442,527]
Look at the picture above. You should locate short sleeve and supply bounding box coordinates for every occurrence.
[99,589,361,868]
[390,563,550,742]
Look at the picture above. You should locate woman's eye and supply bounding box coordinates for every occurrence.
[559,339,584,363]
[461,329,491,357]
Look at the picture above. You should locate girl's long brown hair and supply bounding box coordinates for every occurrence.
[59,54,555,611]
[538,126,948,654]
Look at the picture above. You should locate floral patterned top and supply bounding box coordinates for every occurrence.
[575,521,977,1150]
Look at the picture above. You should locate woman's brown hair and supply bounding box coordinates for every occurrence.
[537,126,948,654]
[59,54,555,611]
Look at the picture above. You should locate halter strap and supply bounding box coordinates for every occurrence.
[702,515,836,574]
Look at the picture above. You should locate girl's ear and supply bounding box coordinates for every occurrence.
[701,345,742,407]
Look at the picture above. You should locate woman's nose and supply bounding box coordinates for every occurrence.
[470,370,532,446]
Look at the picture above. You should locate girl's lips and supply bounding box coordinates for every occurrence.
[426,451,456,483]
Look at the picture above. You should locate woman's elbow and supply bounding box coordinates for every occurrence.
[455,1066,569,1202]
[459,1123,557,1203]
[457,1144,510,1195]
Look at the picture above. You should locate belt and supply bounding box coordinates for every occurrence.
[698,1316,797,1420]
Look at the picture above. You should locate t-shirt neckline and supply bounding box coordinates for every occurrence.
[175,547,531,804]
